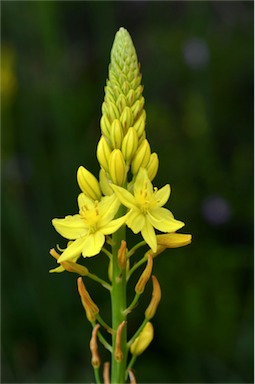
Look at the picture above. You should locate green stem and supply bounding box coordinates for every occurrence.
[87,272,111,290]
[126,240,147,259]
[110,205,127,384]
[123,293,140,316]
[93,366,101,384]
[125,355,137,381]
[127,318,148,348]
[127,254,148,281]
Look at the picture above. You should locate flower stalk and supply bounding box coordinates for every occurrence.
[50,27,191,383]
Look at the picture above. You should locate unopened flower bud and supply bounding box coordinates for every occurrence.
[133,110,146,138]
[109,149,126,186]
[121,127,138,163]
[134,85,144,101]
[130,75,142,90]
[131,97,144,121]
[97,136,111,172]
[156,233,192,248]
[135,254,153,294]
[130,322,154,356]
[99,169,113,196]
[145,275,161,320]
[146,152,159,181]
[90,324,101,368]
[77,166,102,200]
[102,101,120,123]
[100,114,111,139]
[126,89,135,107]
[104,92,115,105]
[120,106,133,134]
[77,277,99,323]
[110,119,123,149]
[116,94,127,113]
[122,81,130,95]
[131,139,151,175]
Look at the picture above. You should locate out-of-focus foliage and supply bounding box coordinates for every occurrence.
[1,2,253,383]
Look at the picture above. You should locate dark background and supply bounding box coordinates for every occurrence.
[1,1,253,383]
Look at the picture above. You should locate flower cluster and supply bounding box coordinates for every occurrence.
[50,27,191,383]
[51,28,189,271]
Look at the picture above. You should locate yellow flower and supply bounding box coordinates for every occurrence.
[52,193,127,262]
[111,168,184,252]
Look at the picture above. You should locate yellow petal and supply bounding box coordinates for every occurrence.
[52,215,87,239]
[141,219,157,252]
[111,184,137,209]
[98,194,120,226]
[126,210,145,233]
[78,193,94,210]
[49,265,65,273]
[134,168,153,199]
[154,184,170,207]
[82,232,105,257]
[58,237,85,263]
[101,214,127,235]
[148,208,184,233]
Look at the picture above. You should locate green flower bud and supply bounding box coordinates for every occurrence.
[120,106,133,134]
[133,109,146,139]
[109,149,126,186]
[131,97,145,121]
[102,101,120,123]
[110,119,123,149]
[77,166,102,200]
[146,152,159,181]
[126,89,135,107]
[97,136,111,171]
[121,127,139,163]
[100,114,111,140]
[131,139,151,175]
[116,94,127,114]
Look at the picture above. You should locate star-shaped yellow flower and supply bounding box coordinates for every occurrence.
[111,168,184,252]
[52,193,127,262]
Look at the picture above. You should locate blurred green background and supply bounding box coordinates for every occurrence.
[1,1,253,383]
